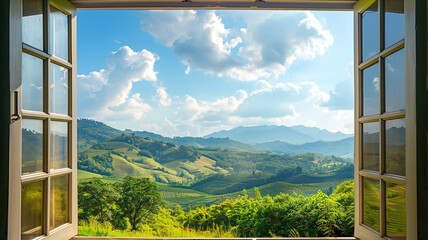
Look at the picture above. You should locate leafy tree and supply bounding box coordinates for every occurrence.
[116,177,163,231]
[78,179,119,223]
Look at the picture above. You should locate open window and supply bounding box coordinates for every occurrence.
[9,0,78,239]
[6,0,424,239]
[354,0,418,239]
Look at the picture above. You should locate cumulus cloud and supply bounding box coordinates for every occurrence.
[235,80,327,118]
[77,46,158,121]
[164,80,330,136]
[319,79,354,110]
[156,87,172,106]
[176,89,248,122]
[140,11,243,76]
[139,11,333,81]
[238,12,333,79]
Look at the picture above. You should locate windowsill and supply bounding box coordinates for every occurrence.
[72,237,358,240]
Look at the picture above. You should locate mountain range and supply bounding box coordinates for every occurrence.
[78,119,354,158]
[205,125,352,145]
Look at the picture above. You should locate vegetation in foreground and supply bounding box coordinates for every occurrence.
[78,177,355,238]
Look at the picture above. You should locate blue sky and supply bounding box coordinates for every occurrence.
[77,10,354,137]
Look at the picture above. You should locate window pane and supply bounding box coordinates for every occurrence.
[50,175,69,230]
[51,121,68,169]
[22,0,43,50]
[363,63,380,116]
[22,53,44,112]
[50,6,68,60]
[22,119,43,174]
[50,63,68,115]
[21,181,43,240]
[385,49,405,112]
[386,118,406,176]
[385,0,404,48]
[386,182,406,239]
[363,177,380,232]
[362,1,379,61]
[363,122,379,171]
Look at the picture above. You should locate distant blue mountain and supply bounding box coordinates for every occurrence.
[205,125,353,145]
[255,137,354,159]
[289,125,353,142]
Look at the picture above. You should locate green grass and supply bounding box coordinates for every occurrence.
[78,219,237,238]
[78,170,103,180]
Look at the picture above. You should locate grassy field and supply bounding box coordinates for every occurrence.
[78,219,237,238]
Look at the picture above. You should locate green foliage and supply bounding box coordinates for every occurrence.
[138,149,153,158]
[182,181,355,237]
[115,176,164,231]
[78,152,114,176]
[79,179,355,238]
[78,179,119,223]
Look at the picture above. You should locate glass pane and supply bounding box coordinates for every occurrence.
[51,121,68,169]
[385,0,404,48]
[386,182,406,240]
[22,53,44,112]
[386,118,406,176]
[385,49,405,112]
[22,119,43,174]
[363,177,380,232]
[362,0,379,61]
[50,6,68,60]
[22,0,43,50]
[50,63,68,115]
[21,181,43,240]
[50,175,69,230]
[363,63,380,116]
[363,122,379,171]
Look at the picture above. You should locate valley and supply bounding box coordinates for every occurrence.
[76,119,355,209]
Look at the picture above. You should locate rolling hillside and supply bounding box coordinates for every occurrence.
[77,119,354,208]
[77,119,354,157]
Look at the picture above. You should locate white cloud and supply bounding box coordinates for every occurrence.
[373,77,380,91]
[164,80,330,136]
[318,79,354,110]
[235,80,327,118]
[156,87,172,106]
[77,46,158,122]
[139,11,333,81]
[304,119,318,128]
[140,11,243,77]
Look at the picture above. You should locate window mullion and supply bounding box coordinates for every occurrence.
[379,119,386,237]
[43,0,49,54]
[44,177,51,236]
[46,58,51,114]
[45,0,50,55]
[378,0,384,53]
[380,179,386,237]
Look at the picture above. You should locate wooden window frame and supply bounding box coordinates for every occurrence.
[353,0,417,239]
[8,0,78,239]
[6,0,423,239]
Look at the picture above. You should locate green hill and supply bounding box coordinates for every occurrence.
[78,133,353,194]
[76,119,354,209]
[78,119,122,152]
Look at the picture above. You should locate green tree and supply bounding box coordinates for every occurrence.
[78,179,119,223]
[116,176,163,231]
